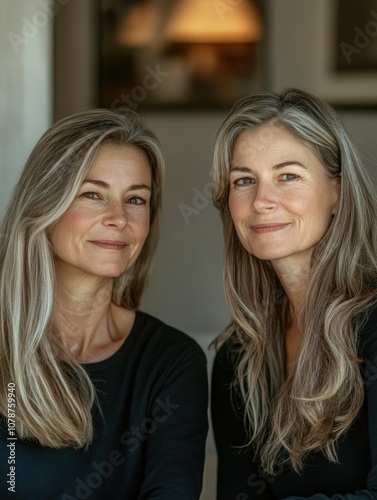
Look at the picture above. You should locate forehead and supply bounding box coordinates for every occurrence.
[229,124,330,178]
[232,124,313,156]
[88,143,151,177]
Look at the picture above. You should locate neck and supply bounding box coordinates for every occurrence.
[52,263,123,361]
[271,254,311,322]
[270,255,311,373]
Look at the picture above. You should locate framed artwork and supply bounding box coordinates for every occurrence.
[99,0,264,110]
[336,0,377,72]
[311,0,377,107]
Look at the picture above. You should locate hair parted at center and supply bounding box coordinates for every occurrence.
[212,88,377,473]
[0,107,165,448]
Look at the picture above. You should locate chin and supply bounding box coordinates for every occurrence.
[90,265,130,279]
[243,244,276,258]
[247,248,291,262]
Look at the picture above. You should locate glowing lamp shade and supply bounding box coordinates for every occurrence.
[164,0,262,44]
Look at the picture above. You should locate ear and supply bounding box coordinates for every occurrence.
[330,176,341,215]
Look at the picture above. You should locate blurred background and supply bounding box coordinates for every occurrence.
[1,1,377,497]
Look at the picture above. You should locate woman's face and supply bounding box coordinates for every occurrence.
[228,123,340,269]
[50,143,152,280]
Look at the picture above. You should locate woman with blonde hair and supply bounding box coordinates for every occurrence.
[0,108,208,499]
[211,88,377,498]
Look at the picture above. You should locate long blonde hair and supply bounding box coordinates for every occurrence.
[212,88,377,473]
[0,108,165,448]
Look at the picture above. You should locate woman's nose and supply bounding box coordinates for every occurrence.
[251,181,278,213]
[103,201,127,229]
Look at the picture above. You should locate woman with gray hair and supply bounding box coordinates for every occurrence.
[211,88,377,498]
[0,108,208,499]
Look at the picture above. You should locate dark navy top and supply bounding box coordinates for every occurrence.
[211,305,377,499]
[0,311,208,499]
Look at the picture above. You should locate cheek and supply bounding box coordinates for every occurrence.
[132,211,151,242]
[50,222,74,257]
[49,209,91,248]
[228,194,248,223]
[139,222,150,243]
[228,200,249,245]
[283,186,318,216]
[289,197,312,217]
[59,207,96,231]
[49,225,68,257]
[50,216,68,246]
[292,192,333,234]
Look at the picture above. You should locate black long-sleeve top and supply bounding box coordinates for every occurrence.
[0,311,208,499]
[211,305,377,499]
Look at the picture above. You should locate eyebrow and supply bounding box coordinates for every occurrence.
[230,160,308,173]
[82,179,152,191]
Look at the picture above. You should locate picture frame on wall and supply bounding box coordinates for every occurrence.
[99,0,265,110]
[312,0,377,108]
[336,0,377,72]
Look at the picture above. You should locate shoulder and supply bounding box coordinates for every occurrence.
[212,335,241,389]
[357,302,377,363]
[214,335,240,371]
[131,312,208,406]
[133,310,206,365]
[358,303,377,344]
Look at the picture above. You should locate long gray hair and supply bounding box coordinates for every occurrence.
[0,108,165,448]
[212,88,377,473]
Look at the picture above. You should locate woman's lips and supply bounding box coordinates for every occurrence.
[250,223,290,233]
[88,240,128,250]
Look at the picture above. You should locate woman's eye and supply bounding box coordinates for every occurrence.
[128,196,146,205]
[280,173,301,182]
[233,177,254,187]
[81,192,100,200]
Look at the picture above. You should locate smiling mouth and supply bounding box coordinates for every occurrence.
[251,223,290,233]
[89,240,128,250]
